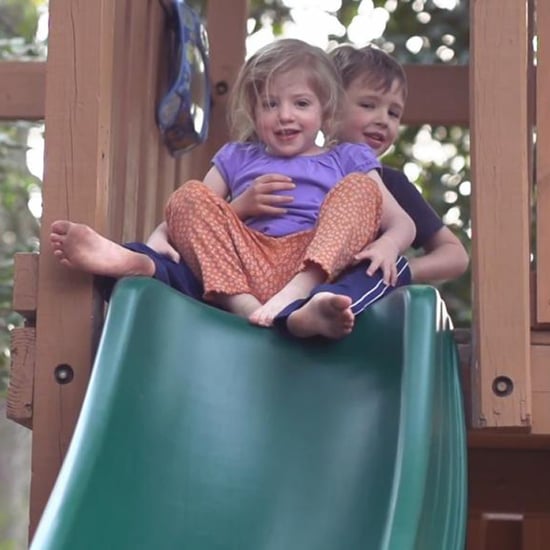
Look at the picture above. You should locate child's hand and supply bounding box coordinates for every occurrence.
[146,223,180,263]
[354,235,399,286]
[231,173,295,220]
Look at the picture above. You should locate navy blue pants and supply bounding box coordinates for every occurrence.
[272,255,410,333]
[98,243,410,328]
[97,242,203,302]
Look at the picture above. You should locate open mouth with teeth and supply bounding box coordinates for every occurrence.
[276,129,299,137]
[364,133,385,151]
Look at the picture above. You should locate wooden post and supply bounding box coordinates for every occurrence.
[0,62,45,120]
[536,1,550,323]
[470,0,531,427]
[184,0,249,180]
[29,0,117,535]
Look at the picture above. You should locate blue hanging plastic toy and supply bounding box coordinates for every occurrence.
[157,0,211,156]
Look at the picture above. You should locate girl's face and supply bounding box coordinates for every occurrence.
[254,69,324,157]
[338,76,405,157]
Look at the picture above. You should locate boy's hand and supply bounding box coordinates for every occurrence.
[146,224,180,263]
[354,235,399,286]
[231,173,295,220]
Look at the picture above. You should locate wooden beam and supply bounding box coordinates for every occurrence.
[470,0,531,428]
[185,0,248,181]
[11,253,39,321]
[29,0,116,536]
[403,65,468,126]
[7,327,35,429]
[0,61,46,120]
[0,62,469,128]
[536,1,550,322]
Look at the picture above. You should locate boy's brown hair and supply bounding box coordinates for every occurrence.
[329,44,408,101]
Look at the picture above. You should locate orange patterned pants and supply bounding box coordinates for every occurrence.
[165,172,382,303]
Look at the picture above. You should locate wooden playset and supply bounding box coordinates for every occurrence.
[2,0,550,548]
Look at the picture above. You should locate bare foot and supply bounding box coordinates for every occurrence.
[249,266,325,327]
[50,220,155,278]
[286,292,354,339]
[214,293,262,319]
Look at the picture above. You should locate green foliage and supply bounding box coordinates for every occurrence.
[0,0,46,59]
[0,123,40,396]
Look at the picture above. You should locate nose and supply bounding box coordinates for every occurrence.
[277,102,294,122]
[373,108,389,127]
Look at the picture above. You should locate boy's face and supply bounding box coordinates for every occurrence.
[338,76,405,157]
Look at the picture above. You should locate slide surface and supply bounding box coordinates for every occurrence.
[31,278,466,550]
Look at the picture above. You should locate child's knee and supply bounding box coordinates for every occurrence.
[165,180,209,221]
[338,172,382,208]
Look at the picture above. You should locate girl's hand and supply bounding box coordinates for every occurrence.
[354,235,399,286]
[146,222,180,263]
[231,173,295,220]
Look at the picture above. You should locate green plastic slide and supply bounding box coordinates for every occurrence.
[31,278,467,550]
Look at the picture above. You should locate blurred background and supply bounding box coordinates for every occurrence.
[0,1,470,548]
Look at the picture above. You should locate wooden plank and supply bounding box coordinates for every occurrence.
[469,0,531,428]
[186,0,248,182]
[7,327,35,429]
[120,0,149,242]
[469,447,550,514]
[531,345,550,433]
[136,0,164,239]
[482,514,523,550]
[466,515,488,550]
[468,431,550,450]
[522,514,550,549]
[536,0,550,322]
[0,61,46,120]
[531,330,550,345]
[0,62,469,128]
[30,0,117,536]
[403,65,468,126]
[12,252,39,321]
[108,0,131,242]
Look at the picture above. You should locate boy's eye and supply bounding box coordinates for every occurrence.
[389,110,401,119]
[360,102,375,110]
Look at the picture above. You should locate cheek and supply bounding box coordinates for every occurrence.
[341,114,365,139]
[255,115,272,137]
[388,123,400,142]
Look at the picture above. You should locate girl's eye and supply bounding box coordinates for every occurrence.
[360,103,374,110]
[262,100,277,110]
[296,99,310,108]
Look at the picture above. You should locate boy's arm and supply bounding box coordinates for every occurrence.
[146,221,180,262]
[408,226,469,283]
[354,170,416,285]
[380,165,469,284]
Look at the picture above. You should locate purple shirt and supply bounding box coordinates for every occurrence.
[212,142,380,237]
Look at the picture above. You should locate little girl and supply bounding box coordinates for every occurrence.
[163,38,416,327]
